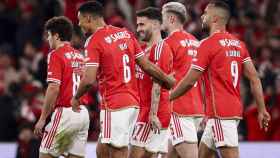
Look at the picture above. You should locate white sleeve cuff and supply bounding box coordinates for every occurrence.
[47,78,61,84]
[85,62,99,67]
[242,57,251,63]
[191,64,205,72]
[135,51,144,59]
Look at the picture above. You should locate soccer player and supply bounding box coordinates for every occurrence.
[170,1,271,158]
[161,2,204,158]
[129,7,173,158]
[71,2,175,158]
[34,16,90,158]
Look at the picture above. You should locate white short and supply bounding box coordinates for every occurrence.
[40,106,89,157]
[169,113,202,145]
[200,119,239,150]
[130,122,169,153]
[99,107,139,148]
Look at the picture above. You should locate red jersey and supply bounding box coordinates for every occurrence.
[192,31,252,119]
[136,40,173,128]
[84,25,143,110]
[47,43,86,108]
[165,30,204,116]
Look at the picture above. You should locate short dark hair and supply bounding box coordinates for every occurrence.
[78,1,104,17]
[209,0,231,22]
[45,16,73,41]
[136,7,162,23]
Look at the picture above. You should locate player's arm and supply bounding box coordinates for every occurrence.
[136,56,175,89]
[243,60,270,131]
[170,68,203,101]
[34,83,60,136]
[150,82,162,130]
[71,66,98,111]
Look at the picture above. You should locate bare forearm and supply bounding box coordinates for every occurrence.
[250,78,266,112]
[170,69,201,100]
[40,86,59,120]
[151,83,161,115]
[170,80,193,101]
[74,78,93,99]
[145,63,169,84]
[137,58,173,89]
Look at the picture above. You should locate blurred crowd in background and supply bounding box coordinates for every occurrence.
[0,0,279,155]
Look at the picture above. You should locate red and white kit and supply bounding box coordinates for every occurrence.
[131,40,173,153]
[192,31,252,149]
[40,43,89,157]
[165,30,204,145]
[84,25,143,147]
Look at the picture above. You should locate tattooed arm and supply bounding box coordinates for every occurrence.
[150,82,162,131]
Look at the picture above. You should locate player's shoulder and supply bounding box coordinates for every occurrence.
[84,26,111,47]
[161,39,172,50]
[152,40,172,59]
[99,25,135,44]
[199,31,228,47]
[182,31,198,40]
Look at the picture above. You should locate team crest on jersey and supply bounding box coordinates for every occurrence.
[64,53,72,59]
[104,36,112,44]
[219,40,226,47]
[180,40,186,47]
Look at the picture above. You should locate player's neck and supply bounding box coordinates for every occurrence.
[148,31,162,47]
[210,24,226,36]
[168,24,183,35]
[91,19,106,33]
[54,41,67,50]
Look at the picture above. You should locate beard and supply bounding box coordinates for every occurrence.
[137,30,151,42]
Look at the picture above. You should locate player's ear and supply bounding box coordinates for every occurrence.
[54,33,60,41]
[170,15,175,24]
[152,20,158,28]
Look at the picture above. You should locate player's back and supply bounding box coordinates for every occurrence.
[194,32,251,118]
[84,25,140,110]
[165,30,203,116]
[47,43,84,108]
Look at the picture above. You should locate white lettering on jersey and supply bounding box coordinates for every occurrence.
[219,39,241,48]
[104,31,131,43]
[64,52,84,60]
[135,64,144,79]
[180,39,200,47]
[226,50,241,57]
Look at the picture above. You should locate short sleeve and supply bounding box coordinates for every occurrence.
[84,35,101,67]
[47,52,63,84]
[130,33,144,59]
[241,42,252,64]
[191,39,211,72]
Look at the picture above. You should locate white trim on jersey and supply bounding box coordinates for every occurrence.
[154,41,164,61]
[135,51,144,59]
[191,64,205,72]
[85,62,100,67]
[242,57,251,63]
[47,78,61,84]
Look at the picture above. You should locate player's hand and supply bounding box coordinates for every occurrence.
[34,119,46,137]
[149,114,162,133]
[71,97,81,113]
[258,109,271,132]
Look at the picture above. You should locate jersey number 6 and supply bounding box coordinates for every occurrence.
[122,54,131,83]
